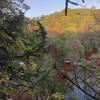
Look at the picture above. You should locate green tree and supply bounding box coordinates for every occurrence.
[0,0,47,99]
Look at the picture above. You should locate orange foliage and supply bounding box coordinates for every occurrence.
[40,9,100,35]
[60,16,69,20]
[50,22,64,33]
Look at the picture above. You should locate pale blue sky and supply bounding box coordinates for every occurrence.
[25,0,100,18]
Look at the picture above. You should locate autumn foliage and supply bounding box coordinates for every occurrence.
[49,22,64,34]
[92,47,97,54]
[53,47,100,84]
[53,61,74,84]
[84,48,98,60]
[40,9,100,37]
[47,44,59,59]
[11,92,34,100]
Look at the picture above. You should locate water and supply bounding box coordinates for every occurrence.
[65,85,86,100]
[64,84,97,100]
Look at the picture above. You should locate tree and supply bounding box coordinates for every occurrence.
[0,0,100,100]
[0,0,47,99]
[50,32,100,100]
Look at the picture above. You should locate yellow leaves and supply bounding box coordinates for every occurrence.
[27,56,37,71]
[0,73,9,86]
[60,16,69,21]
[67,25,77,32]
[31,62,37,70]
[47,92,64,100]
[40,9,100,36]
[78,16,100,32]
[50,21,64,34]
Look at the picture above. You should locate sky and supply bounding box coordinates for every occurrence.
[25,0,100,18]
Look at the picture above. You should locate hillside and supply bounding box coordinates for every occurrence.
[39,9,100,37]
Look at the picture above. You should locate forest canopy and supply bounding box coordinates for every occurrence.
[0,0,100,100]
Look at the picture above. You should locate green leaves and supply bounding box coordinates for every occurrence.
[48,92,64,100]
[0,0,47,98]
